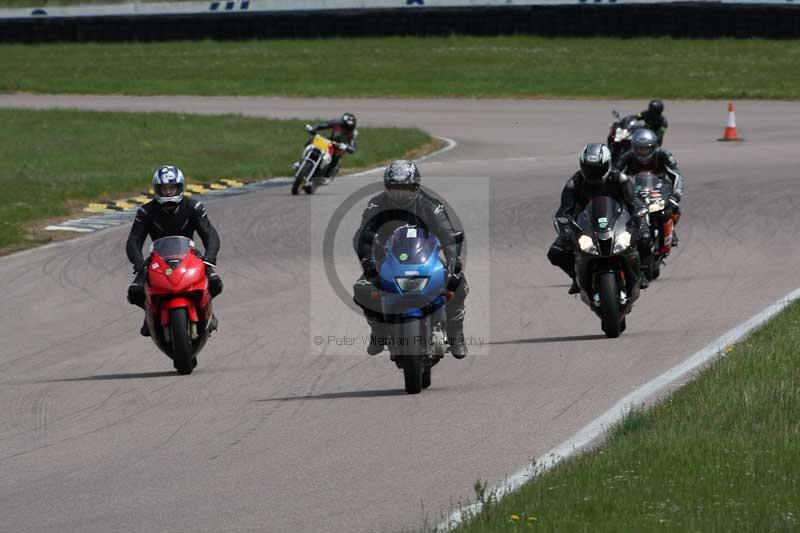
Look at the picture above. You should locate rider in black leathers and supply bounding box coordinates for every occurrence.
[615,128,684,245]
[637,99,669,145]
[126,166,223,337]
[296,112,358,178]
[352,160,469,359]
[548,144,649,294]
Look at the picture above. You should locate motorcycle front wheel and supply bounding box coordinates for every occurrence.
[170,308,195,375]
[599,271,622,338]
[397,321,424,394]
[292,160,314,195]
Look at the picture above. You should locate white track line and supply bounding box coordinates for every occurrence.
[347,136,458,177]
[438,286,800,531]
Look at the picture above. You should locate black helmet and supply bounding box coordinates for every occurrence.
[383,160,421,206]
[342,112,356,129]
[631,128,659,165]
[646,99,664,118]
[579,143,612,184]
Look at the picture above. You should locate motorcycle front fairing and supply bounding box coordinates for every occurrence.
[145,236,212,357]
[378,227,448,321]
[300,135,334,177]
[634,172,674,254]
[574,196,641,311]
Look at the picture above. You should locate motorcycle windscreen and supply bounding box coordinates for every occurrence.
[387,226,438,264]
[634,172,661,191]
[621,115,644,130]
[151,236,194,263]
[584,196,624,235]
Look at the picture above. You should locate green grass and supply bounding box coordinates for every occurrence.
[0,108,432,251]
[451,301,800,532]
[1,36,799,99]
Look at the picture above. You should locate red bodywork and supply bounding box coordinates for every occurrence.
[145,248,212,332]
[660,218,674,256]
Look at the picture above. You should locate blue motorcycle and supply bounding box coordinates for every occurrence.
[376,225,462,394]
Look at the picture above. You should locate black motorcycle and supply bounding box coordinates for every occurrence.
[558,196,642,338]
[607,111,646,163]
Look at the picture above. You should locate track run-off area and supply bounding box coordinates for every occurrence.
[0,95,798,532]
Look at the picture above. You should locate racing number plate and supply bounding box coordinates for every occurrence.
[313,135,332,151]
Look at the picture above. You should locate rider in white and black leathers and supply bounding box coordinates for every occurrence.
[126,166,223,336]
[352,160,469,359]
[548,144,649,294]
[615,128,684,245]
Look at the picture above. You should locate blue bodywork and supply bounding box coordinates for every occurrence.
[378,226,447,319]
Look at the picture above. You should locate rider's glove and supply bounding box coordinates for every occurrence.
[361,258,379,282]
[554,216,575,238]
[668,194,681,207]
[305,124,316,134]
[446,257,463,278]
[206,265,223,298]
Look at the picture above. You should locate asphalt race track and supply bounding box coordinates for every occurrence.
[1,96,798,532]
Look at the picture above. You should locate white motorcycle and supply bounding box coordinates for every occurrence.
[291,125,351,195]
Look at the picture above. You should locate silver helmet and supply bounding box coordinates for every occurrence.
[631,128,659,165]
[383,160,421,206]
[152,165,185,210]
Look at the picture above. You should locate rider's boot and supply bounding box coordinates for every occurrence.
[292,161,301,172]
[208,314,219,334]
[367,321,388,356]
[640,275,650,290]
[447,321,468,359]
[140,317,150,337]
[568,276,580,295]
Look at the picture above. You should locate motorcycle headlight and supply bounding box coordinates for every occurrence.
[648,199,665,213]
[614,128,628,142]
[395,277,429,292]
[613,230,632,253]
[578,235,597,254]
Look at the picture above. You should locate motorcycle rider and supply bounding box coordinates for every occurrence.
[615,128,684,246]
[352,160,469,359]
[548,143,650,294]
[126,165,223,337]
[637,99,669,145]
[294,112,358,179]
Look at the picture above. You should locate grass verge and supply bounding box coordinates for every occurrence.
[451,299,800,532]
[2,36,799,99]
[0,108,433,253]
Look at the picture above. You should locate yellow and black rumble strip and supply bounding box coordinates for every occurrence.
[45,178,290,234]
[82,179,245,214]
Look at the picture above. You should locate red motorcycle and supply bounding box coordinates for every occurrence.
[634,171,676,281]
[145,236,214,375]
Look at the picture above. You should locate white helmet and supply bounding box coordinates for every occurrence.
[152,165,185,208]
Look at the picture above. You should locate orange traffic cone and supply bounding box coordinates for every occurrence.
[719,102,741,141]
